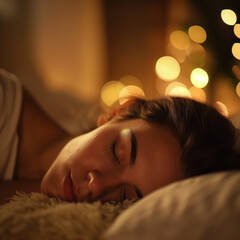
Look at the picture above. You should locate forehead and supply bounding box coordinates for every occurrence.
[107,118,174,139]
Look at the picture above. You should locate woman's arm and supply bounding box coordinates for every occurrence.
[15,89,72,179]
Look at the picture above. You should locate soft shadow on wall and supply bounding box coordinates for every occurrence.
[0,0,106,134]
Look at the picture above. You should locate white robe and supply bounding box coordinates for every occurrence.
[0,68,22,179]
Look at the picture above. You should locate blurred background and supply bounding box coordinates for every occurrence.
[0,0,240,133]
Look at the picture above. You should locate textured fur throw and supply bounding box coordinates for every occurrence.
[0,192,133,240]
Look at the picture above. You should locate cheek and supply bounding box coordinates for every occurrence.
[136,146,182,195]
[65,131,112,177]
[41,136,89,195]
[41,159,64,196]
[61,133,97,165]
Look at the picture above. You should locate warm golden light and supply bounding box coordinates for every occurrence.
[119,75,143,89]
[190,68,209,88]
[232,43,240,60]
[119,85,145,105]
[236,82,240,97]
[170,31,190,50]
[165,81,185,95]
[234,24,240,39]
[101,81,124,107]
[215,101,228,117]
[167,44,187,63]
[221,9,237,25]
[155,56,181,81]
[186,43,206,65]
[232,65,240,80]
[165,81,191,98]
[188,25,207,44]
[169,87,191,98]
[189,86,206,102]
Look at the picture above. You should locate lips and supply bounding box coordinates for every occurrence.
[63,172,76,201]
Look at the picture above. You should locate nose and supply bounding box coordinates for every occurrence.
[87,170,121,201]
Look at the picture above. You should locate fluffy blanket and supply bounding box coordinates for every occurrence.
[0,192,132,240]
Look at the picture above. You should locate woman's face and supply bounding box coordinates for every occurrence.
[41,119,183,202]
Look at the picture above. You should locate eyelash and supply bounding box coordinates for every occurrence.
[110,141,120,164]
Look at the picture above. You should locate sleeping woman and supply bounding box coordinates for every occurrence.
[1,68,240,203]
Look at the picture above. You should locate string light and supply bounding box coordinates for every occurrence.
[236,82,240,97]
[170,31,190,50]
[155,56,181,81]
[101,81,124,107]
[119,75,143,89]
[232,43,240,60]
[221,9,237,25]
[215,101,229,117]
[188,25,207,44]
[119,85,145,105]
[234,24,240,39]
[165,81,185,95]
[232,65,240,81]
[165,81,191,98]
[190,68,209,88]
[189,86,206,102]
[168,86,191,98]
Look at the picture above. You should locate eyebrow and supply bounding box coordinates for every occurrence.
[130,129,137,165]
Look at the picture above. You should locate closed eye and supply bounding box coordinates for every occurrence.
[130,129,137,165]
[110,141,120,164]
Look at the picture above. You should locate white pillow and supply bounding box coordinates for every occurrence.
[103,171,240,240]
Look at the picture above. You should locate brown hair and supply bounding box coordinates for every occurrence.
[98,97,240,177]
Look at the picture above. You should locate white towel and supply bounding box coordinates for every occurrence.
[0,68,22,179]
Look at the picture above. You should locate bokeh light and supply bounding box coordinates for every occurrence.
[170,31,190,50]
[101,81,124,107]
[234,24,240,39]
[119,85,145,105]
[186,43,206,65]
[232,43,240,60]
[221,9,237,26]
[189,86,206,102]
[188,25,207,44]
[165,81,185,95]
[119,75,143,89]
[236,82,240,97]
[232,65,240,80]
[190,68,209,88]
[167,44,187,63]
[168,87,191,98]
[155,56,181,81]
[165,81,191,98]
[215,101,228,117]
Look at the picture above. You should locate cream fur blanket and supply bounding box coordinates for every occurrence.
[0,192,132,240]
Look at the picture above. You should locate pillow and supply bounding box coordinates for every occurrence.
[103,171,240,240]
